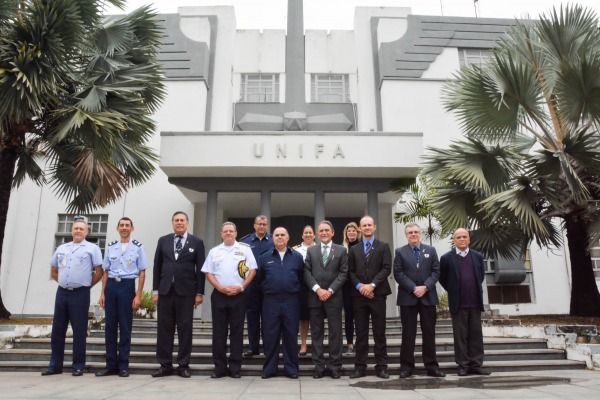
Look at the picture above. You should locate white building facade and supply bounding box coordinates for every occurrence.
[2,1,596,318]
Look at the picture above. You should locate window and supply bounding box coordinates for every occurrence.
[459,48,492,68]
[240,74,279,102]
[311,74,350,103]
[54,214,109,253]
[592,240,600,279]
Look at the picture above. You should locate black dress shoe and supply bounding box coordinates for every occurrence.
[211,372,226,379]
[119,370,129,378]
[349,369,366,379]
[330,370,341,379]
[243,350,258,357]
[41,368,62,376]
[230,372,241,378]
[95,368,118,377]
[399,370,413,379]
[298,351,307,356]
[178,368,191,378]
[72,370,84,377]
[427,369,446,378]
[151,366,174,377]
[261,374,273,379]
[287,374,298,379]
[469,367,491,376]
[313,371,323,379]
[376,370,390,379]
[457,367,468,376]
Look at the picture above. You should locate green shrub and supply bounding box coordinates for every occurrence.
[139,290,156,313]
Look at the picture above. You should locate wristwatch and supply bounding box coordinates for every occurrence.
[239,285,244,292]
[370,283,376,288]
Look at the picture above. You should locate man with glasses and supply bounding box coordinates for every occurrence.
[240,215,273,357]
[393,222,445,378]
[202,222,257,378]
[42,217,103,377]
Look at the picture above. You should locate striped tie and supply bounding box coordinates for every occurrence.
[322,245,329,266]
[365,241,371,262]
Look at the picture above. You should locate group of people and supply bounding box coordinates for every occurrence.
[41,212,490,380]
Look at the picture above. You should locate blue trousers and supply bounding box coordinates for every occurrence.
[262,297,299,376]
[49,286,90,371]
[245,281,263,353]
[104,278,135,370]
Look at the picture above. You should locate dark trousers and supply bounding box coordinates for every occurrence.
[262,297,300,376]
[49,286,90,371]
[353,296,387,371]
[104,278,135,370]
[245,280,263,353]
[211,290,246,375]
[342,281,355,345]
[310,303,343,373]
[400,301,439,371]
[451,307,484,368]
[156,286,195,368]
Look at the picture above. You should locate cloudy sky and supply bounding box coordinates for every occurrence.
[104,0,600,29]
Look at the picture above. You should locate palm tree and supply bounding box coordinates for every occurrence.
[422,5,600,316]
[392,176,451,246]
[0,0,165,319]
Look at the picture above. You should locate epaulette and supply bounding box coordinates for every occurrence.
[239,242,251,247]
[292,244,301,249]
[132,239,142,247]
[108,240,118,246]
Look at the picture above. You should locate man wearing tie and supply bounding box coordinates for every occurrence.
[348,216,392,379]
[440,228,490,376]
[304,220,348,379]
[393,222,445,378]
[151,211,206,378]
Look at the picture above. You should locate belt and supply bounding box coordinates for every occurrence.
[59,286,89,292]
[108,277,136,282]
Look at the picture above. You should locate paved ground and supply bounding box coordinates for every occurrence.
[1,369,599,400]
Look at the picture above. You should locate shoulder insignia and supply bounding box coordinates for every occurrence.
[132,239,142,247]
[240,233,252,240]
[108,240,118,246]
[239,242,251,247]
[292,244,301,249]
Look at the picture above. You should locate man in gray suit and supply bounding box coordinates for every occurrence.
[393,222,445,378]
[304,220,348,379]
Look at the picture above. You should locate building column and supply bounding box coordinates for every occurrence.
[202,189,218,321]
[260,190,272,231]
[314,190,325,224]
[367,190,378,231]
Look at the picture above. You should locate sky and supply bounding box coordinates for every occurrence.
[104,0,600,29]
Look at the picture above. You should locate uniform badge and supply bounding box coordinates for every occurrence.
[238,260,249,279]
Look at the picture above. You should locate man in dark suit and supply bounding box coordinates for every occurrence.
[151,211,206,378]
[440,228,490,377]
[393,222,445,378]
[348,216,392,379]
[304,220,348,379]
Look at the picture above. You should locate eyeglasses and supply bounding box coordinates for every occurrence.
[406,230,420,235]
[255,223,268,226]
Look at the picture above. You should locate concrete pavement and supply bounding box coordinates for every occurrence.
[1,369,599,400]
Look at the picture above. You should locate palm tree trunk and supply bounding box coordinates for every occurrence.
[0,134,20,319]
[564,214,600,317]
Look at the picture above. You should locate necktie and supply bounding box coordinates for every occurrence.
[365,241,371,262]
[322,245,329,266]
[413,247,420,265]
[175,235,183,258]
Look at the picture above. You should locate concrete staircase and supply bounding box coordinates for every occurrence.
[0,318,585,376]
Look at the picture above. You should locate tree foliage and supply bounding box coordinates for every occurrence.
[0,0,166,318]
[422,5,600,316]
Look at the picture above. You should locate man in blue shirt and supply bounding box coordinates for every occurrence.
[257,227,304,379]
[240,215,273,357]
[95,217,148,378]
[42,217,103,377]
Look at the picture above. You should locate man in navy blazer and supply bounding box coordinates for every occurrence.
[348,216,392,379]
[304,220,348,379]
[440,228,490,376]
[151,211,206,378]
[393,222,445,378]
